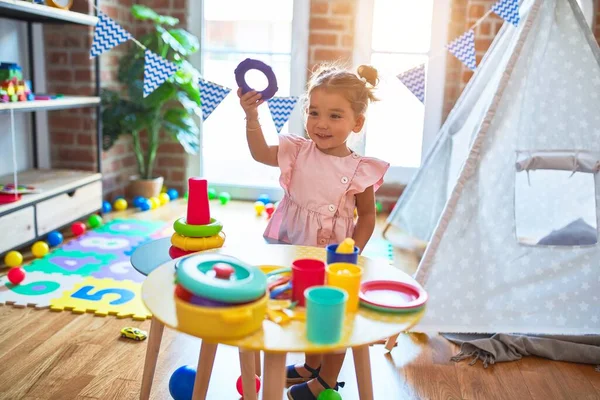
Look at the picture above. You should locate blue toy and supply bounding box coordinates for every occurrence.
[139,199,151,211]
[47,231,63,247]
[167,188,179,200]
[257,194,270,205]
[133,196,145,208]
[169,365,196,400]
[102,200,112,213]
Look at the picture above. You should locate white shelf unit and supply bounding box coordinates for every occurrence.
[0,96,101,112]
[0,0,97,25]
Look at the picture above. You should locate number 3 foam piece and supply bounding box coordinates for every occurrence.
[0,271,81,309]
[50,276,152,320]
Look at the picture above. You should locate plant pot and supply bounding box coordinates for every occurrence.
[128,176,164,199]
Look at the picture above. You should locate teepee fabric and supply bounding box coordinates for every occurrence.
[411,0,600,334]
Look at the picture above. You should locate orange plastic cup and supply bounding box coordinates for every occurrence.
[325,263,363,312]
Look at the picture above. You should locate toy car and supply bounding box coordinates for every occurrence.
[120,327,148,341]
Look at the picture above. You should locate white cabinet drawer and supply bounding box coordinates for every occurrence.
[36,180,102,235]
[0,206,35,254]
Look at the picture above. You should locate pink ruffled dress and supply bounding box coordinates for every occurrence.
[264,134,390,247]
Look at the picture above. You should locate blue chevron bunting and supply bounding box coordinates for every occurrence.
[492,0,520,26]
[268,96,298,133]
[90,12,131,58]
[446,29,477,71]
[199,78,231,121]
[397,64,426,103]
[143,50,179,98]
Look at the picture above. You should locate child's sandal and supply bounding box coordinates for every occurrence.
[285,363,321,384]
[286,376,345,400]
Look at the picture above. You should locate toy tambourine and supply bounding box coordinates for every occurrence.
[234,58,278,100]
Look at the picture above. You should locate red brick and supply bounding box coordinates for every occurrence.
[53,132,76,145]
[310,17,348,31]
[48,69,74,82]
[75,70,93,82]
[103,5,119,19]
[462,69,474,84]
[49,52,69,65]
[71,52,93,67]
[311,1,329,15]
[169,169,185,183]
[475,38,492,52]
[331,2,353,16]
[78,134,94,146]
[122,156,137,168]
[57,148,95,163]
[157,156,186,168]
[158,142,185,154]
[341,34,353,47]
[468,4,485,18]
[313,49,352,62]
[309,33,337,46]
[173,0,186,9]
[479,21,491,36]
[49,116,83,130]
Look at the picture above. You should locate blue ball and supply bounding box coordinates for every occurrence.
[167,188,179,200]
[169,365,196,400]
[47,231,63,247]
[139,199,151,211]
[102,200,112,213]
[257,194,270,205]
[133,196,144,207]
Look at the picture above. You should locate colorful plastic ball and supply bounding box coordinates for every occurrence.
[139,199,151,211]
[207,188,217,200]
[375,200,383,213]
[7,267,25,285]
[4,250,23,267]
[168,365,196,400]
[149,197,160,209]
[184,191,189,200]
[218,192,231,205]
[114,198,128,211]
[167,188,179,200]
[236,374,261,396]
[133,196,144,208]
[317,389,342,400]
[254,201,265,216]
[265,203,275,218]
[257,194,270,205]
[47,231,63,247]
[71,222,86,236]
[159,193,171,205]
[102,200,112,213]
[88,214,103,228]
[31,241,49,258]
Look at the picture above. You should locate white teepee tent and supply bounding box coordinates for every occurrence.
[390,0,600,335]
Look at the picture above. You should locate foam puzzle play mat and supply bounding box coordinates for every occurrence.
[0,219,167,320]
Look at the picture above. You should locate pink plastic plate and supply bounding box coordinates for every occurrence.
[359,280,427,310]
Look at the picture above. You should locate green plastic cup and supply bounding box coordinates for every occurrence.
[304,286,348,345]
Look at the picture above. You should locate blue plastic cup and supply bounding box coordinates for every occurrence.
[326,243,359,265]
[304,286,348,344]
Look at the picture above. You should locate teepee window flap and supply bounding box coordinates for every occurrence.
[515,151,600,174]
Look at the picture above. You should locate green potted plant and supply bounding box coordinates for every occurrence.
[101,5,201,198]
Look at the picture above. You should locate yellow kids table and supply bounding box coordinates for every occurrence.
[137,242,424,400]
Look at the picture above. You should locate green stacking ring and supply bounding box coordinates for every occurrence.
[173,217,223,237]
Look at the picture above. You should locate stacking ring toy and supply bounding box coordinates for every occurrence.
[173,217,223,238]
[235,58,278,100]
[169,246,195,259]
[171,231,226,251]
[176,254,267,303]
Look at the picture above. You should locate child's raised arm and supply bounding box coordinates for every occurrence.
[353,185,377,254]
[237,88,278,167]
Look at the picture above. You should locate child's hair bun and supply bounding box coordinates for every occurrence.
[357,65,379,87]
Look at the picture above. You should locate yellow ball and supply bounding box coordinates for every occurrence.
[32,241,49,258]
[158,193,170,205]
[114,198,128,211]
[149,197,160,209]
[4,250,23,267]
[254,201,265,216]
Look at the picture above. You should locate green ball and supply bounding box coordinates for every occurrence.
[375,201,383,213]
[317,389,342,400]
[218,192,231,205]
[88,214,103,228]
[208,188,217,200]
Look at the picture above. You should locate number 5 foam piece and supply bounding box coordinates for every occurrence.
[0,271,81,309]
[50,276,152,320]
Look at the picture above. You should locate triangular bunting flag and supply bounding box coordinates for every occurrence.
[492,0,520,26]
[397,64,426,103]
[267,96,298,133]
[446,29,477,71]
[143,50,179,97]
[90,12,132,58]
[198,78,231,121]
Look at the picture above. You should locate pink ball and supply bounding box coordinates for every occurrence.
[7,267,25,285]
[236,374,260,396]
[71,222,86,236]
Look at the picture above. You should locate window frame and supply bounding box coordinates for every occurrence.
[186,1,310,201]
[353,0,451,185]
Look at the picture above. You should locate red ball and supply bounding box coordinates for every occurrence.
[71,222,86,236]
[7,267,25,285]
[236,374,260,396]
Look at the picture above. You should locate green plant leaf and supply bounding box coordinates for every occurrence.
[131,4,179,26]
[162,108,200,154]
[143,81,178,108]
[177,92,202,118]
[157,27,199,56]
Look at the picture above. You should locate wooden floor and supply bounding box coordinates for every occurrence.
[0,200,598,400]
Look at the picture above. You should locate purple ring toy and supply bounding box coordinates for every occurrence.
[234,58,278,100]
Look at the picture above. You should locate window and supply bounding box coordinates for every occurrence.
[191,1,308,200]
[353,0,450,184]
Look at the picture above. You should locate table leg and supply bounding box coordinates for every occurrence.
[191,341,218,400]
[385,334,399,352]
[262,352,287,400]
[254,351,262,377]
[239,349,258,400]
[139,317,165,400]
[352,345,374,400]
